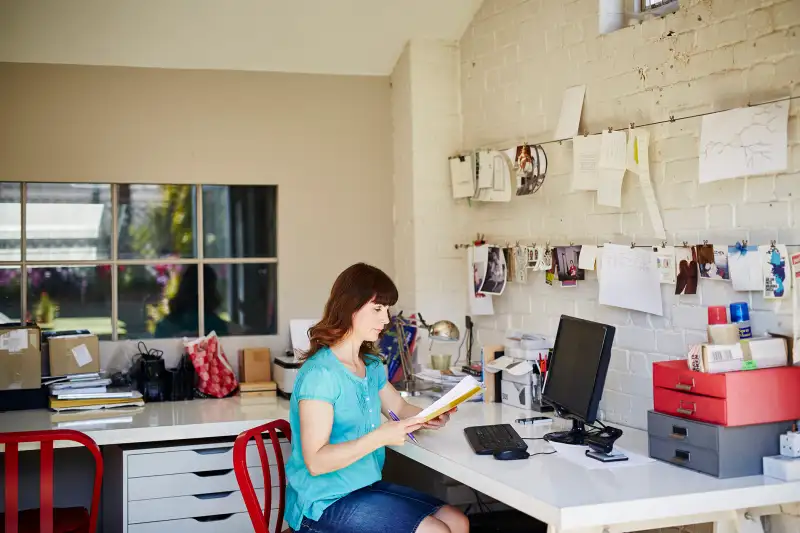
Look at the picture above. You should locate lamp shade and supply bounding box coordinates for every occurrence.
[427,320,460,342]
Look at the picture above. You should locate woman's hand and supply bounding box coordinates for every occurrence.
[376,418,424,446]
[422,407,457,430]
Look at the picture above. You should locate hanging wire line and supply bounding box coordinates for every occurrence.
[472,95,798,151]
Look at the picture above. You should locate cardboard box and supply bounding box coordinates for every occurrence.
[0,324,42,391]
[239,347,271,383]
[699,336,788,374]
[48,334,100,377]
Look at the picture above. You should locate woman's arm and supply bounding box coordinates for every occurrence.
[299,399,422,476]
[299,399,383,476]
[378,383,454,428]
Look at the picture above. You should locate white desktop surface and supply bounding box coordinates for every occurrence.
[1,397,290,451]
[391,400,800,533]
[1,396,797,532]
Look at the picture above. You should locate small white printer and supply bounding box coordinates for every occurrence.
[274,319,317,397]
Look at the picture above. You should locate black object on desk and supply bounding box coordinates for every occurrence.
[464,424,528,455]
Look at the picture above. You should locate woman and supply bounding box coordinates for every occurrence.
[285,263,469,533]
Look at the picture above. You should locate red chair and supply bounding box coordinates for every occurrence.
[1,429,102,533]
[233,419,292,533]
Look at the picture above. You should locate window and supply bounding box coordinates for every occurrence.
[639,0,679,15]
[0,183,277,340]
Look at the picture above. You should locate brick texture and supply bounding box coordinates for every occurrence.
[458,0,800,430]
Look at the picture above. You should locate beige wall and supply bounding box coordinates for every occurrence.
[0,62,395,357]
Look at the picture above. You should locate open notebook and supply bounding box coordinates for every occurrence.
[412,375,482,424]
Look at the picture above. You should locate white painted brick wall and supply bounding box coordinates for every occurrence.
[457,0,800,433]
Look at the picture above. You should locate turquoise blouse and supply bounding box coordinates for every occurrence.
[284,347,387,530]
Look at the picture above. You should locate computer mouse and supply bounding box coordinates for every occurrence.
[493,449,530,461]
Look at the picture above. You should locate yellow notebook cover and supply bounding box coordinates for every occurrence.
[412,376,483,424]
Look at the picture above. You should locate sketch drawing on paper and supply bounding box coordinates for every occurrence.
[699,101,789,183]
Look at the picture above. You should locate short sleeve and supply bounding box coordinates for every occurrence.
[295,365,341,404]
[369,358,388,391]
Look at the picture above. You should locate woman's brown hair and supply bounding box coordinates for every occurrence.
[301,263,398,363]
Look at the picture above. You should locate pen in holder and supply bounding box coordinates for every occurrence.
[530,371,554,413]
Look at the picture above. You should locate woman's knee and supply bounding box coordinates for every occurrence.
[415,515,451,533]
[433,505,469,533]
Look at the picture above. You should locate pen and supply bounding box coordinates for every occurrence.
[388,409,417,443]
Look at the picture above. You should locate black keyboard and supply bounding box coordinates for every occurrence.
[464,424,528,455]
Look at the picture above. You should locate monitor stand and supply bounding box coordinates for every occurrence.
[544,419,590,446]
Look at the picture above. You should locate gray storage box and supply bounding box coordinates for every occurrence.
[647,410,792,478]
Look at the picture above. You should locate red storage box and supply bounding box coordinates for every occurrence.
[652,360,800,426]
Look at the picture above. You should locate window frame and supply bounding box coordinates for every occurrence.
[0,182,278,340]
[638,0,679,16]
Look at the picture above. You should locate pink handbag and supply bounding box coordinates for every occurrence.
[184,331,239,398]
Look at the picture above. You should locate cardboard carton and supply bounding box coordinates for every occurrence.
[0,324,42,390]
[48,334,100,377]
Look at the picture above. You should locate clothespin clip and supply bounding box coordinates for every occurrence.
[630,241,636,249]
[741,239,748,248]
[569,241,574,246]
[669,115,676,123]
[661,240,667,248]
[682,241,689,247]
[607,126,613,133]
[703,240,709,246]
[583,130,589,137]
[629,122,635,129]
[770,240,777,251]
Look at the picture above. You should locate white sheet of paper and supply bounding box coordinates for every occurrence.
[484,355,516,374]
[597,168,625,207]
[413,375,482,421]
[290,319,317,356]
[599,243,663,316]
[699,101,789,183]
[549,442,655,470]
[655,246,677,284]
[468,246,494,316]
[626,129,650,175]
[6,329,28,352]
[449,155,474,199]
[71,344,93,368]
[728,245,761,291]
[578,245,598,270]
[554,85,586,140]
[639,171,666,238]
[571,134,602,191]
[599,130,627,170]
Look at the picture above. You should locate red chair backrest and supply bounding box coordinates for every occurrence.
[1,429,103,533]
[233,419,291,533]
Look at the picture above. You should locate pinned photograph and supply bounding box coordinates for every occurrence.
[479,245,507,295]
[554,246,584,282]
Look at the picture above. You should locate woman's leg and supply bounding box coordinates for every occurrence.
[415,505,470,533]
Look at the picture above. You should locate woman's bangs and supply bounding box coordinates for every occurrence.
[371,276,398,307]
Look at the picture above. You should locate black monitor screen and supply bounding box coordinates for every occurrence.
[542,315,615,423]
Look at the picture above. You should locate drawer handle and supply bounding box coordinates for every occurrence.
[193,469,233,478]
[193,514,234,522]
[671,449,691,464]
[670,425,688,439]
[194,447,233,455]
[676,400,695,416]
[675,379,694,391]
[193,491,234,500]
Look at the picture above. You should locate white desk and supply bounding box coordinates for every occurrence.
[1,398,798,533]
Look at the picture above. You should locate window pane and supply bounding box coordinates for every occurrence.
[25,183,112,261]
[118,184,197,259]
[28,266,113,340]
[0,267,21,324]
[209,263,277,335]
[202,185,277,258]
[119,264,199,339]
[0,183,21,261]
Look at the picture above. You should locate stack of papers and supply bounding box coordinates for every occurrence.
[413,376,482,424]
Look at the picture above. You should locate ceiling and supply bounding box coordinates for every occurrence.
[0,0,483,76]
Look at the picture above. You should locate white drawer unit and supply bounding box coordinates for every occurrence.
[103,437,289,533]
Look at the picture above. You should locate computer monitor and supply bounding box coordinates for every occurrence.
[541,315,616,446]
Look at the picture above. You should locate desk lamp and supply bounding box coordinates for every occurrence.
[393,314,460,397]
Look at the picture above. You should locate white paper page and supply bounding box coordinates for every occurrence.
[554,85,586,140]
[578,245,598,270]
[7,329,28,352]
[484,355,516,373]
[599,130,627,170]
[626,129,651,175]
[414,375,482,421]
[549,442,655,470]
[571,135,602,191]
[597,169,625,207]
[71,344,93,368]
[728,245,761,291]
[654,246,676,284]
[449,155,474,199]
[699,101,789,183]
[599,243,663,316]
[468,246,494,315]
[290,319,317,355]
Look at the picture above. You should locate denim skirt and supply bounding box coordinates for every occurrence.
[296,481,445,533]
